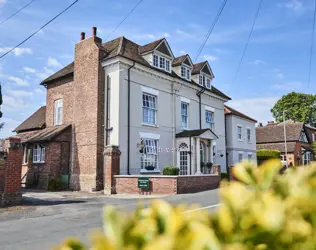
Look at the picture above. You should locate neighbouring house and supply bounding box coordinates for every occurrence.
[14,27,231,192]
[224,105,257,167]
[256,121,316,166]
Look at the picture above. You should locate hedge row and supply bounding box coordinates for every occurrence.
[257,149,281,160]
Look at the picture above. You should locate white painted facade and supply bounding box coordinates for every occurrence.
[225,114,257,167]
[102,50,229,175]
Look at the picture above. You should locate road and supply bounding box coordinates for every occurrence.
[0,189,220,250]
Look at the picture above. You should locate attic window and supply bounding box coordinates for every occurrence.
[199,74,211,88]
[152,54,171,73]
[181,66,191,81]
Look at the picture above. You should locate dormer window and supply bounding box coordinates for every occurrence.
[181,66,191,81]
[152,54,171,73]
[198,74,211,88]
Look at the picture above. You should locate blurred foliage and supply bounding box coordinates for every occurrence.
[54,160,316,250]
[257,149,281,160]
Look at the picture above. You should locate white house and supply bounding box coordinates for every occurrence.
[225,105,257,167]
[102,37,231,175]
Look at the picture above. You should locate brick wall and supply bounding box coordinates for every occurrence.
[177,175,220,194]
[46,76,74,127]
[114,175,220,195]
[0,137,23,206]
[71,29,105,192]
[115,176,177,195]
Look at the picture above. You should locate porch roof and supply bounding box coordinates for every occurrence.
[176,128,218,140]
[18,124,71,143]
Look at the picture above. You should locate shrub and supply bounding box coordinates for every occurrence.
[221,172,229,181]
[48,177,63,191]
[257,149,281,161]
[162,165,179,175]
[55,160,316,249]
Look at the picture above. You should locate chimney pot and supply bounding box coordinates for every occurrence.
[92,27,97,36]
[80,32,85,40]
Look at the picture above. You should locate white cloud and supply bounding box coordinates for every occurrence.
[7,89,33,98]
[272,68,285,79]
[2,95,26,112]
[0,0,7,7]
[35,88,45,94]
[0,118,22,139]
[47,57,62,68]
[22,67,36,73]
[0,47,32,56]
[176,29,194,38]
[7,76,29,86]
[249,59,266,65]
[214,48,231,54]
[179,50,187,55]
[163,32,170,38]
[227,97,279,124]
[278,0,303,11]
[272,81,303,91]
[203,55,218,62]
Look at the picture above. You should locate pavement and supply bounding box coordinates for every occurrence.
[0,189,220,250]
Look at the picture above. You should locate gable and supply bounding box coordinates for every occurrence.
[156,41,172,57]
[299,130,308,143]
[201,64,213,76]
[183,57,192,67]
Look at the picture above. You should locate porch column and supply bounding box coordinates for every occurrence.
[210,140,213,163]
[195,137,202,175]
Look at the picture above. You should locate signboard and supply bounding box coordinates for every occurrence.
[138,177,150,189]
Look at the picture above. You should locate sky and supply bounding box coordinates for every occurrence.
[0,0,316,138]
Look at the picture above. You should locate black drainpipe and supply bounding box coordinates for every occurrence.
[189,136,192,175]
[105,75,111,145]
[127,61,135,175]
[196,87,206,129]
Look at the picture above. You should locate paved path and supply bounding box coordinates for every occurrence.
[0,189,220,250]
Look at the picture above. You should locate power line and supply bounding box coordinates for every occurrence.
[194,0,228,62]
[0,0,79,59]
[105,0,145,41]
[232,0,263,85]
[308,0,316,88]
[0,0,37,27]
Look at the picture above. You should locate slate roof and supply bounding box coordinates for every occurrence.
[13,106,46,133]
[138,38,164,54]
[224,105,257,123]
[192,61,206,74]
[18,125,71,143]
[256,121,304,144]
[176,128,218,138]
[257,142,297,153]
[172,55,187,66]
[40,37,230,100]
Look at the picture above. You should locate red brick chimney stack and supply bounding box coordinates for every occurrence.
[92,27,97,37]
[80,32,85,41]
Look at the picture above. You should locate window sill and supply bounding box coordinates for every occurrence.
[140,169,161,174]
[142,123,159,128]
[33,161,45,164]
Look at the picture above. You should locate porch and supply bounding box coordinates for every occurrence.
[175,128,218,175]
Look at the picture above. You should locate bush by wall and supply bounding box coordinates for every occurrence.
[55,160,316,249]
[48,177,63,191]
[257,149,281,160]
[162,165,179,176]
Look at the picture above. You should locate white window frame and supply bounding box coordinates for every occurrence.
[152,53,171,73]
[205,110,214,131]
[237,125,242,141]
[141,138,159,171]
[180,65,191,81]
[142,93,157,125]
[181,102,189,129]
[206,77,211,88]
[247,128,251,142]
[238,152,243,162]
[33,144,45,163]
[23,146,28,164]
[54,99,63,126]
[198,74,211,87]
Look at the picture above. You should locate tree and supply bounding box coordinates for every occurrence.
[271,92,316,123]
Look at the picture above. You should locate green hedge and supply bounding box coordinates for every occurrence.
[257,149,281,160]
[162,165,179,175]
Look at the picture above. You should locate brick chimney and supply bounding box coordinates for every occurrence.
[72,27,105,191]
[80,32,85,40]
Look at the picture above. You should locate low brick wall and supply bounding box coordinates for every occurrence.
[114,174,220,195]
[0,192,22,207]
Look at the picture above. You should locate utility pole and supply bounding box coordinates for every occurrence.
[283,110,288,168]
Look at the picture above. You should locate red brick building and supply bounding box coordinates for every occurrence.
[256,121,316,166]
